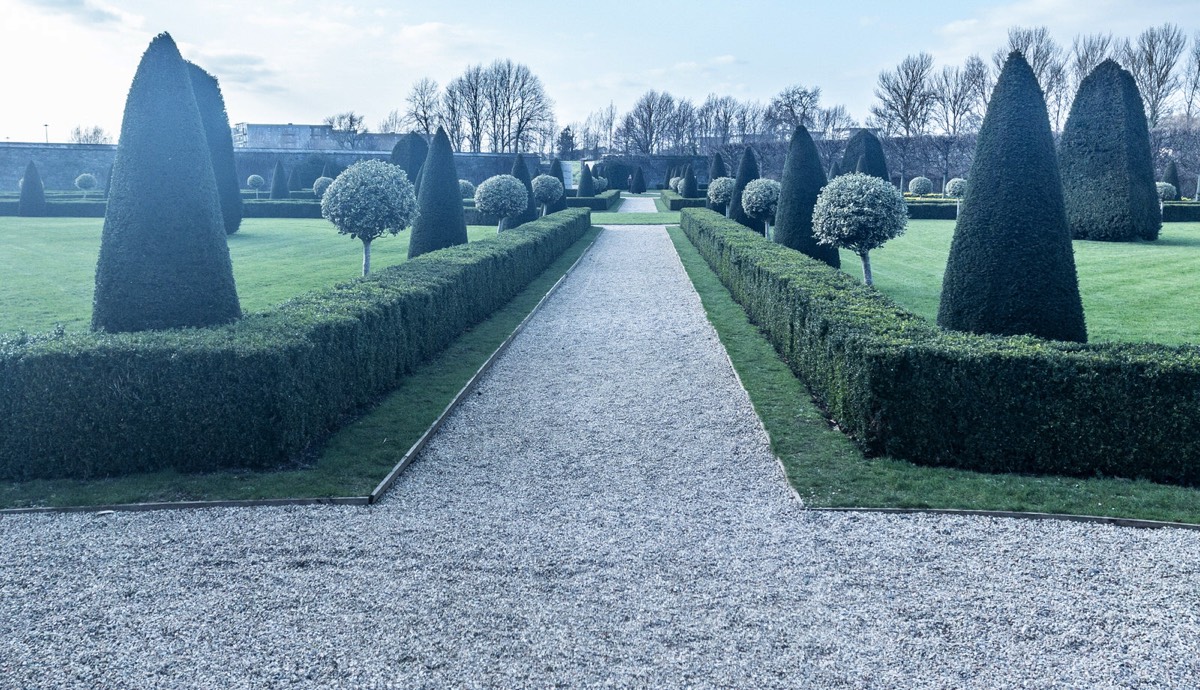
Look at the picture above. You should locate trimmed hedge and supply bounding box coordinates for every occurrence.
[905,202,958,220]
[660,189,706,211]
[242,200,323,218]
[0,208,592,480]
[681,208,1200,486]
[1164,203,1200,222]
[0,201,107,217]
[565,189,621,211]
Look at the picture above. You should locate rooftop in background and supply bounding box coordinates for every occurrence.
[232,123,407,151]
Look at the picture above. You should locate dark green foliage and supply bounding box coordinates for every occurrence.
[631,167,647,193]
[774,126,838,267]
[510,153,538,225]
[1059,59,1160,241]
[709,153,727,181]
[680,165,699,198]
[547,159,568,213]
[390,133,428,183]
[269,161,289,199]
[104,163,113,198]
[241,200,322,218]
[409,127,469,259]
[828,158,842,179]
[287,165,302,191]
[938,51,1086,343]
[292,155,343,192]
[728,147,760,232]
[660,190,707,211]
[92,33,241,333]
[187,62,242,235]
[840,129,889,181]
[682,207,1200,486]
[565,189,621,210]
[17,161,46,217]
[1163,160,1181,200]
[577,161,596,197]
[0,209,591,480]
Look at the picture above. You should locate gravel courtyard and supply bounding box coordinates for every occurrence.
[2,226,1199,688]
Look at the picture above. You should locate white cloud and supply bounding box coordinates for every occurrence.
[18,0,142,31]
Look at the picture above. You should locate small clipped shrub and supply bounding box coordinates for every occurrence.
[409,126,468,260]
[593,176,608,193]
[709,153,728,181]
[17,161,46,217]
[741,178,781,237]
[945,177,967,197]
[459,179,476,200]
[312,176,334,198]
[1157,182,1177,202]
[475,174,529,231]
[669,176,683,193]
[269,161,289,200]
[74,173,97,199]
[630,167,647,194]
[1162,161,1181,199]
[247,174,265,199]
[532,173,564,216]
[577,162,596,197]
[707,177,736,216]
[680,166,699,198]
[908,176,934,195]
[729,147,761,232]
[812,172,906,286]
[546,160,568,213]
[390,133,428,184]
[320,159,418,276]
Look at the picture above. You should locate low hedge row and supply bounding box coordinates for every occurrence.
[1164,202,1200,222]
[660,190,707,211]
[565,189,622,211]
[242,200,323,219]
[906,202,959,220]
[0,201,107,217]
[680,208,1200,486]
[0,208,592,480]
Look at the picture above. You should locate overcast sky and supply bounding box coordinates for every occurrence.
[1,0,1194,143]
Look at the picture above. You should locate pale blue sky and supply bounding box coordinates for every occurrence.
[1,0,1194,143]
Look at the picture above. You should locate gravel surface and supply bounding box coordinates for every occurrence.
[3,226,1200,688]
[616,195,658,213]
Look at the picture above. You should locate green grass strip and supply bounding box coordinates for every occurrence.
[593,211,680,225]
[0,227,602,509]
[667,226,1200,524]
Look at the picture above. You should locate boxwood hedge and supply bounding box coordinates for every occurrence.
[565,189,621,211]
[0,208,592,480]
[681,208,1200,486]
[660,189,707,211]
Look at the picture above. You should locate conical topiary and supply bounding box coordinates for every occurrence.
[17,161,47,217]
[287,165,302,191]
[92,32,240,333]
[187,62,242,235]
[709,153,727,182]
[937,51,1085,343]
[774,126,839,267]
[840,129,889,182]
[631,166,646,194]
[1059,59,1160,242]
[510,153,537,225]
[729,147,761,232]
[828,158,842,179]
[391,133,428,185]
[409,127,468,259]
[680,165,699,198]
[269,161,289,199]
[577,161,596,197]
[547,159,568,213]
[1163,160,1181,201]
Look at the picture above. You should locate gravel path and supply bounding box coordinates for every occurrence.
[616,194,658,213]
[3,227,1200,688]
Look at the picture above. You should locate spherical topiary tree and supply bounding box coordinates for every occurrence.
[247,174,265,199]
[775,126,838,267]
[680,166,699,198]
[187,62,242,235]
[509,153,538,226]
[945,177,968,217]
[321,160,418,276]
[742,178,782,239]
[1157,182,1177,211]
[631,166,647,194]
[812,173,906,286]
[312,176,334,198]
[1059,59,1159,242]
[908,176,933,195]
[729,147,761,232]
[409,126,468,260]
[707,177,736,217]
[546,160,568,212]
[17,161,46,217]
[92,32,241,332]
[75,173,97,199]
[475,174,529,232]
[459,179,476,199]
[269,160,289,199]
[839,129,889,182]
[1162,161,1181,200]
[938,51,1086,343]
[390,133,427,185]
[532,174,564,216]
[577,162,596,197]
[669,176,682,193]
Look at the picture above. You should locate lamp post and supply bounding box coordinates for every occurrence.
[43,124,48,143]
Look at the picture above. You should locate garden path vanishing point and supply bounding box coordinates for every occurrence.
[3,224,1200,688]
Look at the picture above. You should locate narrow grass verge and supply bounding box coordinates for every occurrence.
[667,226,1200,524]
[0,227,602,509]
[593,211,680,225]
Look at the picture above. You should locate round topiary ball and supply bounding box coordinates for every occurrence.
[75,173,98,196]
[707,177,736,206]
[945,177,967,198]
[312,176,334,198]
[741,178,782,221]
[531,173,564,209]
[459,179,476,199]
[908,176,934,195]
[247,174,265,189]
[475,174,530,230]
[669,176,683,192]
[1156,181,1177,202]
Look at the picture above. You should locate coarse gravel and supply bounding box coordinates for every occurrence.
[2,226,1200,688]
[616,194,658,213]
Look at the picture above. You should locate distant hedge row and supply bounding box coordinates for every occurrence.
[0,208,592,480]
[681,208,1200,486]
[660,189,707,211]
[241,200,323,219]
[565,189,621,211]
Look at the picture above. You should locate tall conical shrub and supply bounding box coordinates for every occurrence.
[409,127,468,259]
[577,161,596,197]
[774,126,839,267]
[92,32,240,333]
[391,133,428,184]
[631,166,646,193]
[840,129,889,182]
[510,153,537,226]
[729,147,761,232]
[937,51,1085,343]
[1162,161,1181,201]
[269,161,289,199]
[680,165,699,198]
[828,159,842,179]
[709,153,727,181]
[1059,59,1159,242]
[187,62,242,235]
[17,161,47,217]
[547,159,568,213]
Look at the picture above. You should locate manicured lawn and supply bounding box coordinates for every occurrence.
[669,226,1200,524]
[855,219,1200,345]
[0,227,602,509]
[592,211,681,225]
[0,217,497,334]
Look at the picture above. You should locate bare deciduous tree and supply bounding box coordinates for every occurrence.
[871,52,936,187]
[404,77,441,136]
[1120,23,1188,128]
[69,125,111,144]
[323,111,369,149]
[377,110,405,134]
[766,84,822,136]
[446,65,488,153]
[622,90,676,155]
[993,27,1069,127]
